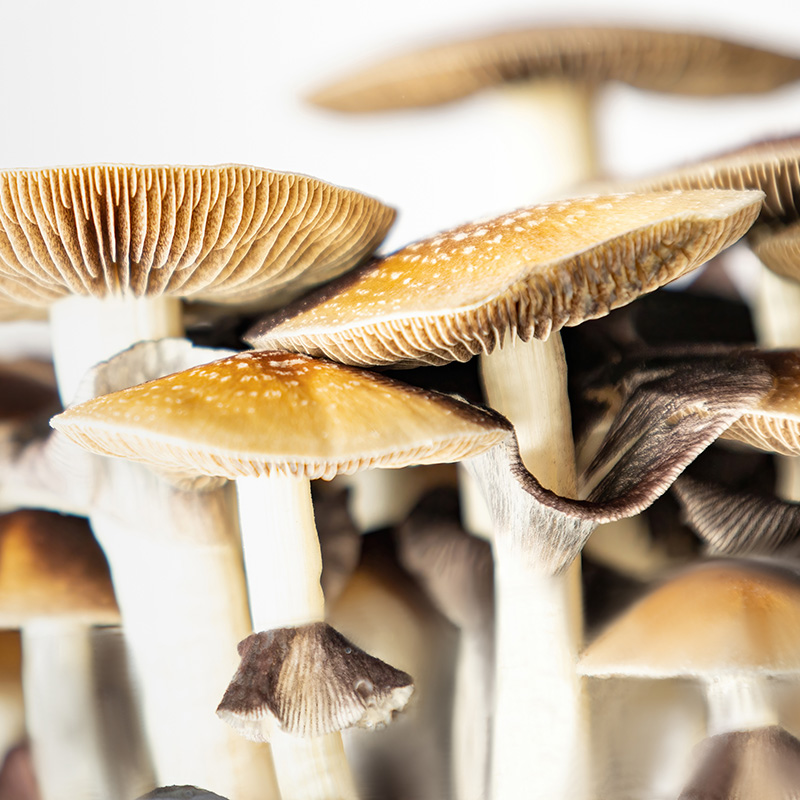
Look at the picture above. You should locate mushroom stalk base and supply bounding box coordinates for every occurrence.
[480,334,589,800]
[705,675,778,736]
[50,294,182,405]
[22,620,112,800]
[92,510,277,800]
[235,475,358,800]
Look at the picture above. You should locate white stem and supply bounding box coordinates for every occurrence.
[458,465,493,540]
[705,675,778,736]
[92,508,278,800]
[22,620,110,800]
[480,334,589,800]
[49,294,182,405]
[236,474,358,800]
[500,81,598,202]
[452,630,493,800]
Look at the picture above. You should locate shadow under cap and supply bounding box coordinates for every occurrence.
[217,623,413,741]
[248,190,763,367]
[309,27,800,112]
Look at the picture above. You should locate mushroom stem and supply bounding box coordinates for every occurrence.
[91,505,277,799]
[0,632,24,770]
[235,475,358,800]
[479,334,589,800]
[22,619,111,800]
[705,675,778,736]
[49,294,182,405]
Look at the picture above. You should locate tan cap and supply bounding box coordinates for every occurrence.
[751,221,800,281]
[216,622,413,741]
[248,190,762,367]
[50,351,511,482]
[0,510,118,626]
[579,561,800,677]
[0,164,395,306]
[309,27,800,112]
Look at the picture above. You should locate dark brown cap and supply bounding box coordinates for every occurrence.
[216,622,413,741]
[309,27,800,112]
[248,190,762,367]
[0,164,395,306]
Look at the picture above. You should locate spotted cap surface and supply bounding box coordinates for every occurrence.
[50,351,511,481]
[249,190,762,367]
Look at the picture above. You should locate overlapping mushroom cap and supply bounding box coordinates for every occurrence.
[310,27,800,112]
[248,190,762,366]
[579,561,800,677]
[50,351,511,481]
[0,164,395,305]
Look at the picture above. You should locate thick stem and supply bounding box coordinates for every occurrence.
[705,675,778,736]
[236,475,358,800]
[0,631,24,765]
[480,334,589,800]
[22,620,111,800]
[92,507,277,800]
[49,294,182,405]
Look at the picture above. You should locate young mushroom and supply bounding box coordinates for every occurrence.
[247,188,763,800]
[50,350,512,800]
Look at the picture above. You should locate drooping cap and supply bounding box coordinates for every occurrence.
[309,27,800,112]
[216,622,413,741]
[248,190,762,367]
[50,351,512,482]
[579,560,800,678]
[0,164,395,305]
[679,726,800,800]
[0,509,119,626]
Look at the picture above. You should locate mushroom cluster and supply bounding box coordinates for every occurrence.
[3,16,800,800]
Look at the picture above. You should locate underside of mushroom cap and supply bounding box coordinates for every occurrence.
[309,27,800,112]
[50,351,511,481]
[579,560,800,678]
[751,221,800,281]
[249,190,762,367]
[216,623,414,741]
[0,164,395,305]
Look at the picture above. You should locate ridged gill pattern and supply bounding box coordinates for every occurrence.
[310,27,800,111]
[0,164,395,305]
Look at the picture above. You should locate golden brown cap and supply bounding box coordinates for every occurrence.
[0,164,395,305]
[50,351,511,481]
[216,623,413,741]
[310,27,800,112]
[722,350,800,455]
[622,135,800,229]
[249,190,762,367]
[0,510,118,626]
[751,221,800,281]
[579,561,800,677]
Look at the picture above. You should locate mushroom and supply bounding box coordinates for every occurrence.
[247,188,763,799]
[50,350,512,800]
[309,26,800,202]
[0,509,125,800]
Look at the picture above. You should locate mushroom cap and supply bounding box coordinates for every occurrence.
[309,27,800,112]
[0,509,119,627]
[751,221,800,281]
[579,561,800,678]
[722,350,800,455]
[679,726,800,800]
[216,622,413,741]
[621,135,800,229]
[248,190,762,367]
[0,164,395,305]
[50,351,512,481]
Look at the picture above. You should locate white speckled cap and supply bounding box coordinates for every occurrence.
[50,351,511,481]
[248,190,763,367]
